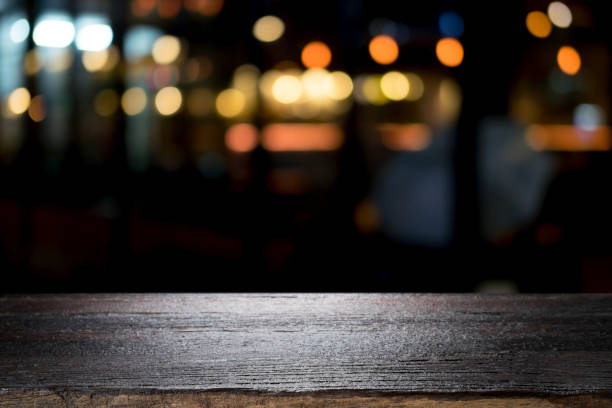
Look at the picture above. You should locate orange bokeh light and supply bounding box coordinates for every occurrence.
[262,123,343,151]
[301,41,332,69]
[225,123,258,153]
[131,0,156,17]
[557,46,581,75]
[368,35,399,65]
[525,11,552,38]
[199,0,224,16]
[435,37,464,67]
[158,0,181,18]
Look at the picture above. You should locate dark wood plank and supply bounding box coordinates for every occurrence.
[1,294,611,406]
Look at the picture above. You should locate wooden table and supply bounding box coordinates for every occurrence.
[1,294,611,407]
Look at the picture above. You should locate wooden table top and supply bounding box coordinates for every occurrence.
[1,294,611,407]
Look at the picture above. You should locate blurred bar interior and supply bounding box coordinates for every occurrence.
[1,0,611,292]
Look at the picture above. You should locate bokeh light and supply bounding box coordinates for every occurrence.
[216,88,246,118]
[45,50,74,72]
[155,87,183,116]
[94,89,120,117]
[380,71,409,101]
[131,0,156,17]
[27,95,46,122]
[10,18,30,43]
[526,11,552,38]
[76,23,113,51]
[7,88,31,115]
[368,35,399,65]
[557,45,581,75]
[301,41,332,69]
[438,11,464,38]
[225,123,258,153]
[33,15,75,48]
[199,0,224,16]
[574,104,605,131]
[23,50,41,75]
[361,75,387,105]
[272,75,303,104]
[324,71,353,100]
[253,15,285,43]
[301,69,329,99]
[152,35,181,65]
[405,73,424,101]
[121,87,147,116]
[548,2,572,28]
[435,37,464,67]
[82,49,109,72]
[158,0,182,18]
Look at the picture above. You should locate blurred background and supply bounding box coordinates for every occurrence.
[1,0,611,292]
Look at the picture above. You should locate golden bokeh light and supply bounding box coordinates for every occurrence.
[301,41,332,69]
[368,35,399,65]
[28,95,46,122]
[155,86,182,115]
[216,88,246,118]
[436,38,464,67]
[557,46,581,75]
[405,73,424,101]
[548,2,572,28]
[252,15,285,43]
[7,87,31,115]
[152,35,181,65]
[272,75,303,104]
[301,69,329,99]
[186,88,214,116]
[225,123,258,153]
[23,50,41,75]
[526,11,552,38]
[380,71,409,101]
[94,89,120,117]
[121,87,147,116]
[82,49,109,72]
[361,75,387,105]
[324,71,353,100]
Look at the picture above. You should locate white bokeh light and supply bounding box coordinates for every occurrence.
[76,23,113,51]
[33,15,74,48]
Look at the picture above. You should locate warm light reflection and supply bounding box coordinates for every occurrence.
[435,37,464,67]
[225,123,258,152]
[199,0,224,16]
[557,46,581,75]
[155,86,182,115]
[82,49,109,72]
[28,95,46,122]
[216,88,246,118]
[548,2,572,28]
[301,41,332,69]
[301,69,329,99]
[94,89,119,117]
[324,71,353,100]
[379,123,432,151]
[23,50,41,75]
[368,35,399,65]
[253,15,285,42]
[7,88,31,115]
[272,75,303,104]
[121,87,147,116]
[526,125,611,151]
[158,0,182,18]
[361,75,387,105]
[131,0,156,17]
[152,35,181,65]
[526,11,552,38]
[262,123,343,151]
[380,71,409,101]
[405,73,424,101]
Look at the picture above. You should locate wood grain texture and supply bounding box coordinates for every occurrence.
[1,294,611,406]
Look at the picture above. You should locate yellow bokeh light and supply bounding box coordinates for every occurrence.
[301,69,329,99]
[121,87,147,116]
[155,86,182,116]
[324,71,353,100]
[557,46,581,75]
[436,37,464,67]
[380,71,409,101]
[362,75,387,105]
[301,41,332,69]
[252,15,285,43]
[94,89,119,117]
[272,75,302,104]
[526,11,552,38]
[46,50,73,73]
[548,2,572,28]
[225,123,258,153]
[368,35,399,65]
[82,49,109,72]
[7,87,31,115]
[23,50,41,76]
[28,95,46,122]
[152,35,181,65]
[216,88,246,118]
[405,73,424,101]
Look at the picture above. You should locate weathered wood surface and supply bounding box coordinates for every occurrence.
[1,294,611,407]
